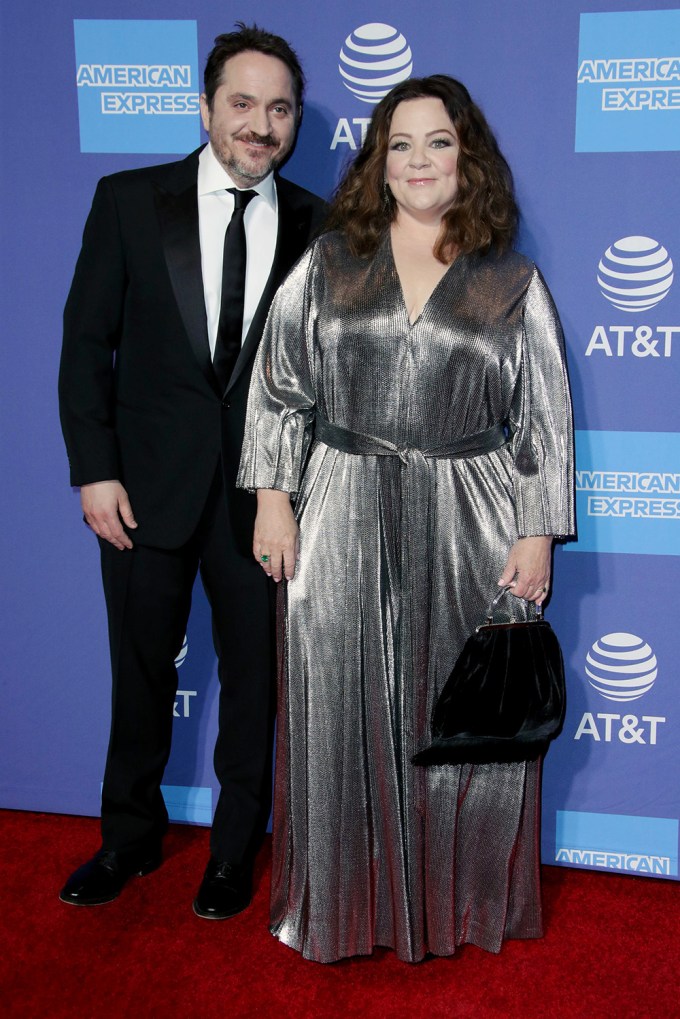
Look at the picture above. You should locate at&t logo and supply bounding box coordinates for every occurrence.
[339,24,412,103]
[174,690,197,718]
[586,236,678,358]
[598,237,673,312]
[331,23,413,151]
[175,634,188,667]
[173,635,196,717]
[575,631,665,745]
[585,632,657,701]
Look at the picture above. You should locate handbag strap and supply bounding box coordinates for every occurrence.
[484,585,544,626]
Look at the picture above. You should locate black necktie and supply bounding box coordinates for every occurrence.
[213,188,257,391]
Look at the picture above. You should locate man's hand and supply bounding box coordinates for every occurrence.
[81,481,137,550]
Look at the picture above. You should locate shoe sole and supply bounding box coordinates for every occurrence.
[59,891,118,906]
[192,898,251,920]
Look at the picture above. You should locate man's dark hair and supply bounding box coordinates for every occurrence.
[203,23,305,114]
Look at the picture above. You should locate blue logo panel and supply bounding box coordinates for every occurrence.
[556,810,678,876]
[567,430,680,556]
[576,10,680,152]
[74,20,201,154]
[161,784,212,824]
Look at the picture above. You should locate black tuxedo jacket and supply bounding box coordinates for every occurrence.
[59,147,327,552]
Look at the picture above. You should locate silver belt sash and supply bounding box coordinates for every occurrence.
[315,415,508,463]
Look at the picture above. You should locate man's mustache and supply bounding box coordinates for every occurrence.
[236,132,278,148]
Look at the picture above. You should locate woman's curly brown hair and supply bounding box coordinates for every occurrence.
[326,75,518,263]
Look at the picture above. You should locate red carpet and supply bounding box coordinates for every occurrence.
[1,810,678,1018]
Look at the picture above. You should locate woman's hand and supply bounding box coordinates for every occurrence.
[498,536,553,606]
[253,489,299,582]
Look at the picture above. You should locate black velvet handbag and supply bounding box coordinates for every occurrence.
[413,586,566,766]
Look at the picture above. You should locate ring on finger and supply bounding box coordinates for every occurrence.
[260,554,270,563]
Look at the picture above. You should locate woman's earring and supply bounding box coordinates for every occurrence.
[382,179,391,210]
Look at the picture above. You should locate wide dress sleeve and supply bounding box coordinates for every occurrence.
[237,241,320,496]
[508,266,575,539]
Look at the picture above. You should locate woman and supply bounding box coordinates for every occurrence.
[238,75,574,963]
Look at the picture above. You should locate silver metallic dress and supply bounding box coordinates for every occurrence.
[238,231,575,963]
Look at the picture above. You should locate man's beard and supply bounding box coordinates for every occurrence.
[227,132,287,184]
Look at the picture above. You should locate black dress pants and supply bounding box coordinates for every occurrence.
[98,474,275,863]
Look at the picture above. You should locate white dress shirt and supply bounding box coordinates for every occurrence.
[197,142,278,357]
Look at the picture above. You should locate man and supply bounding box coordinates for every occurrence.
[58,24,326,919]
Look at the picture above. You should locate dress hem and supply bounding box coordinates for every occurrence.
[269,920,544,965]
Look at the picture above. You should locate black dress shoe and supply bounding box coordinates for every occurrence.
[59,847,162,906]
[193,857,252,920]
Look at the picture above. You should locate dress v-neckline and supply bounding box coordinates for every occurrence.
[386,233,460,327]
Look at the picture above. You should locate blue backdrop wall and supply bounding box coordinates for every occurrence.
[2,0,679,881]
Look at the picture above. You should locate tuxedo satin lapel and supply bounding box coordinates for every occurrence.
[154,177,220,395]
[227,191,308,394]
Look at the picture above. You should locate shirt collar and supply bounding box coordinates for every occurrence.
[198,142,276,208]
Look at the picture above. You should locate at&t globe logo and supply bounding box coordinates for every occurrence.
[174,634,188,667]
[574,631,665,746]
[585,632,657,701]
[585,235,678,358]
[338,24,413,104]
[597,236,673,313]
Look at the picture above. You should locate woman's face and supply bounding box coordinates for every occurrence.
[385,97,459,224]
